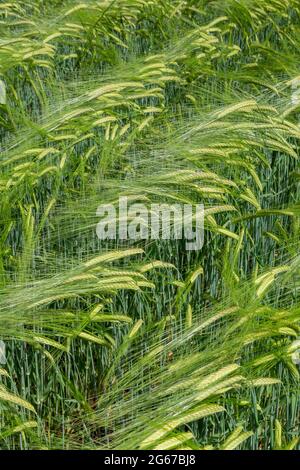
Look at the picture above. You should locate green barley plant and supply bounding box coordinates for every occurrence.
[0,0,299,450]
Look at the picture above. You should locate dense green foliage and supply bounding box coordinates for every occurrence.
[0,0,299,450]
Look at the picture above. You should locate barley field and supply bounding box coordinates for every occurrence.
[0,0,299,450]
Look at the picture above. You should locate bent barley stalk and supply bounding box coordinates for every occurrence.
[0,0,299,451]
